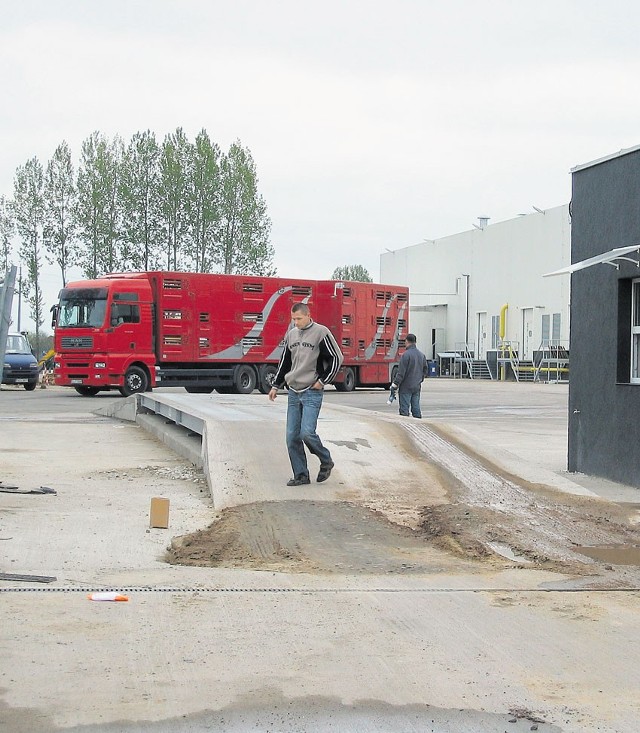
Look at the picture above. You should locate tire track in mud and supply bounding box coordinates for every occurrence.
[402,422,637,568]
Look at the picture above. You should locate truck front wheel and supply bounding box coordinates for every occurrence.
[119,366,148,397]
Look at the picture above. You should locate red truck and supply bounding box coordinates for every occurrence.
[52,271,409,396]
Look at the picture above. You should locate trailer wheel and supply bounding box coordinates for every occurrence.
[74,386,101,396]
[340,367,356,392]
[258,365,278,394]
[119,366,148,397]
[234,364,257,394]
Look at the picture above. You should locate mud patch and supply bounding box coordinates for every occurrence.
[167,500,481,575]
[413,423,640,576]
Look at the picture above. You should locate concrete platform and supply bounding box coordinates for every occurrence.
[97,386,640,512]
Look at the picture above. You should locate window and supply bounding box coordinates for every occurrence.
[111,303,140,326]
[552,313,561,343]
[491,315,500,349]
[632,280,640,383]
[541,315,550,346]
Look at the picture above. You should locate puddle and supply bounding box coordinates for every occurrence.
[577,545,640,566]
[487,542,533,564]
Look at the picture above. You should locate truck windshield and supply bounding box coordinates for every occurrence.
[57,288,108,328]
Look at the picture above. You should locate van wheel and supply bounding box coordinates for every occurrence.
[233,364,257,394]
[119,366,148,397]
[24,382,38,391]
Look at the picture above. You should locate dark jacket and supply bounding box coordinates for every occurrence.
[395,343,428,390]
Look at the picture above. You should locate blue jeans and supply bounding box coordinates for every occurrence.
[286,388,333,477]
[399,386,422,418]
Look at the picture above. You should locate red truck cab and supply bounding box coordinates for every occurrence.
[54,275,155,396]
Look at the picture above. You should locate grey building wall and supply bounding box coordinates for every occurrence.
[569,147,640,486]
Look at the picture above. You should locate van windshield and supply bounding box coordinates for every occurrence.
[5,335,31,354]
[57,288,108,328]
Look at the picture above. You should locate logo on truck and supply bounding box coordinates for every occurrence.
[207,285,299,360]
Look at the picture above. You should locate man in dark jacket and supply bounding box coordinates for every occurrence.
[392,333,428,418]
[269,302,344,486]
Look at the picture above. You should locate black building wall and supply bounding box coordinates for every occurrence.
[569,148,640,486]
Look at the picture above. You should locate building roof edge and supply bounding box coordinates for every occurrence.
[571,144,640,174]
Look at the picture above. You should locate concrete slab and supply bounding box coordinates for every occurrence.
[2,385,640,733]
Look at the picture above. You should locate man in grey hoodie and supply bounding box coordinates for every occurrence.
[392,333,428,418]
[269,302,344,486]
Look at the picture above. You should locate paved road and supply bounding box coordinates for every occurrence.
[1,382,639,732]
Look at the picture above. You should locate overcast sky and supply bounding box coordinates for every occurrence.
[2,0,640,330]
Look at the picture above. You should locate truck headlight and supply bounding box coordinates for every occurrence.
[94,362,106,369]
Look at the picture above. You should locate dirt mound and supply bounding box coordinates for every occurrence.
[167,499,482,575]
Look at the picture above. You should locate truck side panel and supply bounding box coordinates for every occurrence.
[151,273,318,365]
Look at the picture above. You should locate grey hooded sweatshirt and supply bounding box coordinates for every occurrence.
[274,320,343,392]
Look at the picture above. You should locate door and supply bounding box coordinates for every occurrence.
[476,312,487,358]
[522,308,533,360]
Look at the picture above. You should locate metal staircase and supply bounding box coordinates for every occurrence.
[469,359,493,379]
[454,342,493,380]
[497,341,533,382]
[534,340,569,383]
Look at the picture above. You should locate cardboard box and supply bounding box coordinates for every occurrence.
[149,497,170,528]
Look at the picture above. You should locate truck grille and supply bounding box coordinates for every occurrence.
[61,336,94,349]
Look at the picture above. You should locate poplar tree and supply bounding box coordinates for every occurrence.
[13,157,45,346]
[159,127,191,270]
[119,130,162,271]
[75,132,123,278]
[186,129,221,273]
[43,141,77,286]
[0,195,14,273]
[215,142,274,275]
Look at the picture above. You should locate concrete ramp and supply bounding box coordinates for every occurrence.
[110,393,444,519]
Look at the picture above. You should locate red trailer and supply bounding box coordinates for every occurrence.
[53,272,409,396]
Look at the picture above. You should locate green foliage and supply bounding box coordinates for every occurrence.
[215,142,274,275]
[331,264,372,282]
[43,141,77,286]
[75,132,123,278]
[159,128,191,270]
[0,195,14,272]
[4,127,276,330]
[13,157,45,336]
[119,130,162,271]
[186,129,221,273]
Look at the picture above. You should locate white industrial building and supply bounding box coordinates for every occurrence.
[379,204,571,379]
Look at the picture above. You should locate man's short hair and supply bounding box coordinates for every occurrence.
[406,333,417,343]
[291,302,310,315]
